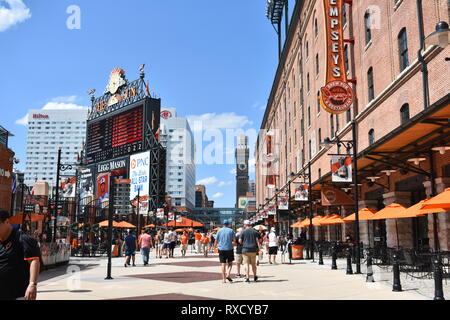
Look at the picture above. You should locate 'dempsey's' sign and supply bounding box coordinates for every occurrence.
[320,0,353,114]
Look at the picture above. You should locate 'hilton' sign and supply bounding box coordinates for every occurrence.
[320,0,354,115]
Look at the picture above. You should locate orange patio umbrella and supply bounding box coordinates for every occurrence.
[420,188,450,212]
[319,214,348,226]
[98,220,120,227]
[212,227,221,231]
[117,221,136,228]
[8,213,45,225]
[144,224,156,228]
[311,215,326,226]
[399,200,429,218]
[367,203,407,220]
[163,216,204,227]
[343,208,378,222]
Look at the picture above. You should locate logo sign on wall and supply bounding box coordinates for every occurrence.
[156,208,164,219]
[294,183,309,201]
[130,151,150,215]
[176,215,183,223]
[320,0,353,114]
[331,155,353,183]
[160,110,172,119]
[277,197,289,210]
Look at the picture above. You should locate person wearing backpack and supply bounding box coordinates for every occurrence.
[0,210,41,300]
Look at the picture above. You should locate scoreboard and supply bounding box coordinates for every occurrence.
[85,105,144,164]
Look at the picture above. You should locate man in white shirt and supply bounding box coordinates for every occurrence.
[168,228,177,258]
[268,227,279,264]
[163,230,171,259]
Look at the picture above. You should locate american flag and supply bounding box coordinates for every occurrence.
[11,174,16,193]
[139,64,145,72]
[87,89,96,95]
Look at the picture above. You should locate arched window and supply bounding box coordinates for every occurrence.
[318,128,322,149]
[314,18,318,38]
[317,91,321,113]
[368,129,375,145]
[309,139,312,159]
[364,11,372,45]
[343,4,347,26]
[307,73,310,92]
[308,106,311,126]
[400,103,410,124]
[367,67,374,101]
[306,41,309,58]
[344,44,349,72]
[316,54,319,75]
[398,28,409,71]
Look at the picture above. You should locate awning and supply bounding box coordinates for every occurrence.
[367,203,407,220]
[343,208,378,221]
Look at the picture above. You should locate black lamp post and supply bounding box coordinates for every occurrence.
[321,120,361,274]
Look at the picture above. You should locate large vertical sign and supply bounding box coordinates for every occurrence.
[129,151,150,215]
[294,183,309,201]
[331,155,353,182]
[320,0,353,114]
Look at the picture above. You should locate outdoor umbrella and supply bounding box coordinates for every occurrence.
[367,203,407,248]
[212,227,221,231]
[144,224,156,228]
[117,221,136,228]
[398,200,429,218]
[343,208,378,222]
[319,214,348,226]
[164,217,204,227]
[8,213,45,225]
[98,220,120,228]
[420,187,450,212]
[311,215,326,226]
[253,225,268,231]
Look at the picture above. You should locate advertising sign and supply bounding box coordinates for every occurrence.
[268,205,276,215]
[176,215,183,223]
[156,208,164,219]
[95,156,129,205]
[320,0,353,114]
[238,197,248,209]
[331,155,352,183]
[96,173,110,203]
[278,197,289,210]
[168,212,174,221]
[79,167,94,203]
[294,183,309,201]
[61,176,76,198]
[130,151,150,215]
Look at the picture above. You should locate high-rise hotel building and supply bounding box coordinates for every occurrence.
[24,109,87,187]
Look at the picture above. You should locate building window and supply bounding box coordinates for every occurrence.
[400,103,410,124]
[307,106,311,126]
[364,11,372,45]
[316,54,319,75]
[306,41,309,58]
[301,149,305,165]
[318,128,322,149]
[343,4,347,26]
[301,118,304,137]
[368,129,375,145]
[344,45,349,72]
[398,28,409,71]
[307,73,310,92]
[330,115,335,138]
[367,67,374,101]
[309,140,312,160]
[317,92,321,114]
[336,115,340,132]
[314,18,318,38]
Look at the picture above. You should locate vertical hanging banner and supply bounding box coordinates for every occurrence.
[331,155,353,182]
[320,0,353,114]
[268,205,276,216]
[156,208,164,219]
[129,151,150,215]
[168,212,174,221]
[277,197,289,210]
[294,183,309,201]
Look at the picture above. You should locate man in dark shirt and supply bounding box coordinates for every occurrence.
[239,220,261,283]
[124,230,137,267]
[0,210,41,300]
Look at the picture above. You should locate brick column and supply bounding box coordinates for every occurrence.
[358,200,379,247]
[382,191,412,248]
[425,178,450,251]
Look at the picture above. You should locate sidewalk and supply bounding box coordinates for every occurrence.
[36,248,429,300]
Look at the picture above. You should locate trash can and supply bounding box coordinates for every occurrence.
[291,245,304,260]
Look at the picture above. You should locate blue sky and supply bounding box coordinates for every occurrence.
[1,0,293,207]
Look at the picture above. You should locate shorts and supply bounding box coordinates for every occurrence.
[242,252,257,265]
[169,241,176,249]
[235,253,243,265]
[181,244,188,251]
[218,250,234,263]
[269,246,278,255]
[125,248,136,256]
[163,243,171,249]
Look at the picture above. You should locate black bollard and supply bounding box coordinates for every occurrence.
[366,250,374,282]
[318,244,324,265]
[346,247,353,275]
[392,252,402,292]
[433,257,445,300]
[331,243,338,270]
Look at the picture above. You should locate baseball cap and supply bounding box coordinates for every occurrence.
[243,220,252,225]
[271,227,276,232]
[223,220,230,225]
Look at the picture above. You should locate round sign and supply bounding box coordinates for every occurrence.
[320,81,353,114]
[161,110,172,119]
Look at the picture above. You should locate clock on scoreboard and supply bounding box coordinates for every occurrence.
[85,104,144,164]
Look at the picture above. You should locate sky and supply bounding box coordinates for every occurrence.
[0,0,294,207]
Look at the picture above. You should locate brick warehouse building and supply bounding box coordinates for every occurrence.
[255,0,450,250]
[0,126,14,212]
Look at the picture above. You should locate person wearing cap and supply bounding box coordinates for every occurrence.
[239,220,261,283]
[268,227,279,264]
[214,220,236,284]
[234,227,244,277]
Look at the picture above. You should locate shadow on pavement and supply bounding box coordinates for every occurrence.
[39,263,100,282]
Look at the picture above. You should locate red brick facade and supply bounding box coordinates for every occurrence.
[0,144,14,212]
[256,0,450,249]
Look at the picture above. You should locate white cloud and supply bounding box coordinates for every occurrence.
[212,192,223,199]
[15,97,88,126]
[187,112,253,131]
[196,176,217,186]
[50,95,78,103]
[0,0,31,32]
[218,181,232,187]
[251,102,266,111]
[230,168,237,175]
[248,158,256,173]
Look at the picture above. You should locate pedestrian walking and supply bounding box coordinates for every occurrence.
[0,210,41,300]
[239,220,261,283]
[168,228,177,258]
[235,227,244,277]
[194,230,202,254]
[163,230,171,259]
[201,233,210,257]
[214,221,235,284]
[268,227,279,264]
[180,231,189,257]
[138,230,152,266]
[157,230,164,258]
[124,230,137,267]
